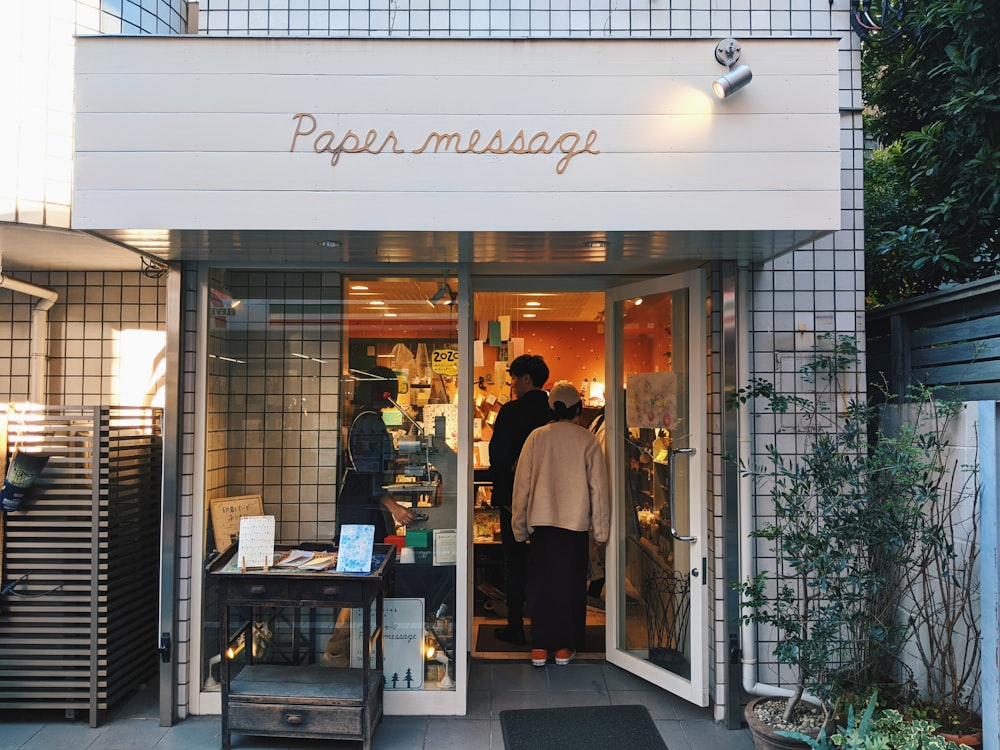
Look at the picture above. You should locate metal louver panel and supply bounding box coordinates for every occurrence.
[0,406,163,727]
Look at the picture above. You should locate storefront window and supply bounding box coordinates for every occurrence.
[200,272,458,696]
[340,276,459,691]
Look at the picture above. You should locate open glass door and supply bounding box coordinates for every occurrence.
[605,270,708,706]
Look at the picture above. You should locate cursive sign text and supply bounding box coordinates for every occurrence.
[289,113,599,174]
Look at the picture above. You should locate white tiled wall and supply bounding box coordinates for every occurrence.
[0,271,167,405]
[205,270,342,545]
[199,0,847,38]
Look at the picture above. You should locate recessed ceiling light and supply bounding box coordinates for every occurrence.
[523,313,536,318]
[526,301,541,307]
[351,285,369,291]
[384,312,398,318]
[369,300,384,306]
[585,240,608,248]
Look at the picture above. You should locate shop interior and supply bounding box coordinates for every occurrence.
[201,273,686,698]
[469,288,608,660]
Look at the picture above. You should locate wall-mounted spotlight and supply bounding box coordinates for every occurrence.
[713,38,752,99]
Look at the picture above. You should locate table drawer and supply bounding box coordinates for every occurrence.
[224,579,291,602]
[229,700,362,736]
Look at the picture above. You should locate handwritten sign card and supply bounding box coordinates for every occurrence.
[236,515,275,569]
[209,494,263,552]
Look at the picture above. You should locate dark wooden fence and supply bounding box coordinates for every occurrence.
[867,276,1000,403]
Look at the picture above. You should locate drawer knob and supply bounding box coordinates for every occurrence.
[284,713,304,725]
[321,586,341,596]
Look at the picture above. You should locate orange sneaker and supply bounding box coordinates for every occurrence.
[530,649,548,667]
[554,648,576,665]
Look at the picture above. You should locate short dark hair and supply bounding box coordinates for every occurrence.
[508,354,549,388]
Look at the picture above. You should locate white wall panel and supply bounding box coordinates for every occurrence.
[74,36,841,232]
[74,152,840,192]
[72,188,839,231]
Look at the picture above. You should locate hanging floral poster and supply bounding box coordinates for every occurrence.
[626,372,678,429]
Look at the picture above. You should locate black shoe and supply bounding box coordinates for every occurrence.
[494,626,526,646]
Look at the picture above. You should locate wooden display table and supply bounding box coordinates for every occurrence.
[208,544,394,750]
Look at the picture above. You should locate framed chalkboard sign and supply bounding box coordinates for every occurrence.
[209,494,263,552]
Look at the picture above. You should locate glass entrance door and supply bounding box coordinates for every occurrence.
[604,270,708,706]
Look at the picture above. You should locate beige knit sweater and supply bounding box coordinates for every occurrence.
[511,420,610,543]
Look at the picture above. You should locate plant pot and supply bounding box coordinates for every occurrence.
[937,729,982,748]
[940,733,982,748]
[916,703,983,748]
[745,697,833,750]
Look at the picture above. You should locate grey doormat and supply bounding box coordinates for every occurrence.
[475,624,605,654]
[499,704,667,750]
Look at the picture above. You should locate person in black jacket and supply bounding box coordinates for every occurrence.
[488,354,551,646]
[337,366,417,542]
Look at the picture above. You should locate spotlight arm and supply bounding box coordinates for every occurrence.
[714,38,742,68]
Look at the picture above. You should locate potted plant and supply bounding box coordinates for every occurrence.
[731,335,967,749]
[780,691,975,750]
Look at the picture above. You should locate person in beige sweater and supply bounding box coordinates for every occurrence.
[512,381,610,666]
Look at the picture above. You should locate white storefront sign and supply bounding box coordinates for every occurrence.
[74,37,841,233]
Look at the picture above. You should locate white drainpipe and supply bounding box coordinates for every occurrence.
[0,274,59,404]
[737,264,802,703]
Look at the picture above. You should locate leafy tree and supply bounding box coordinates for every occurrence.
[863,0,1000,305]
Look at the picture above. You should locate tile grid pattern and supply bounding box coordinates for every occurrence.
[177,262,201,718]
[0,271,167,405]
[209,270,343,546]
[199,0,839,38]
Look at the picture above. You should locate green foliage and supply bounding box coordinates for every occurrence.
[779,692,973,749]
[733,335,963,721]
[863,0,1000,305]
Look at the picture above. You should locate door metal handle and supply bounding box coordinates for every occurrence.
[668,447,697,543]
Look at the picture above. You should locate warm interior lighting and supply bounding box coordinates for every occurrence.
[589,381,606,404]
